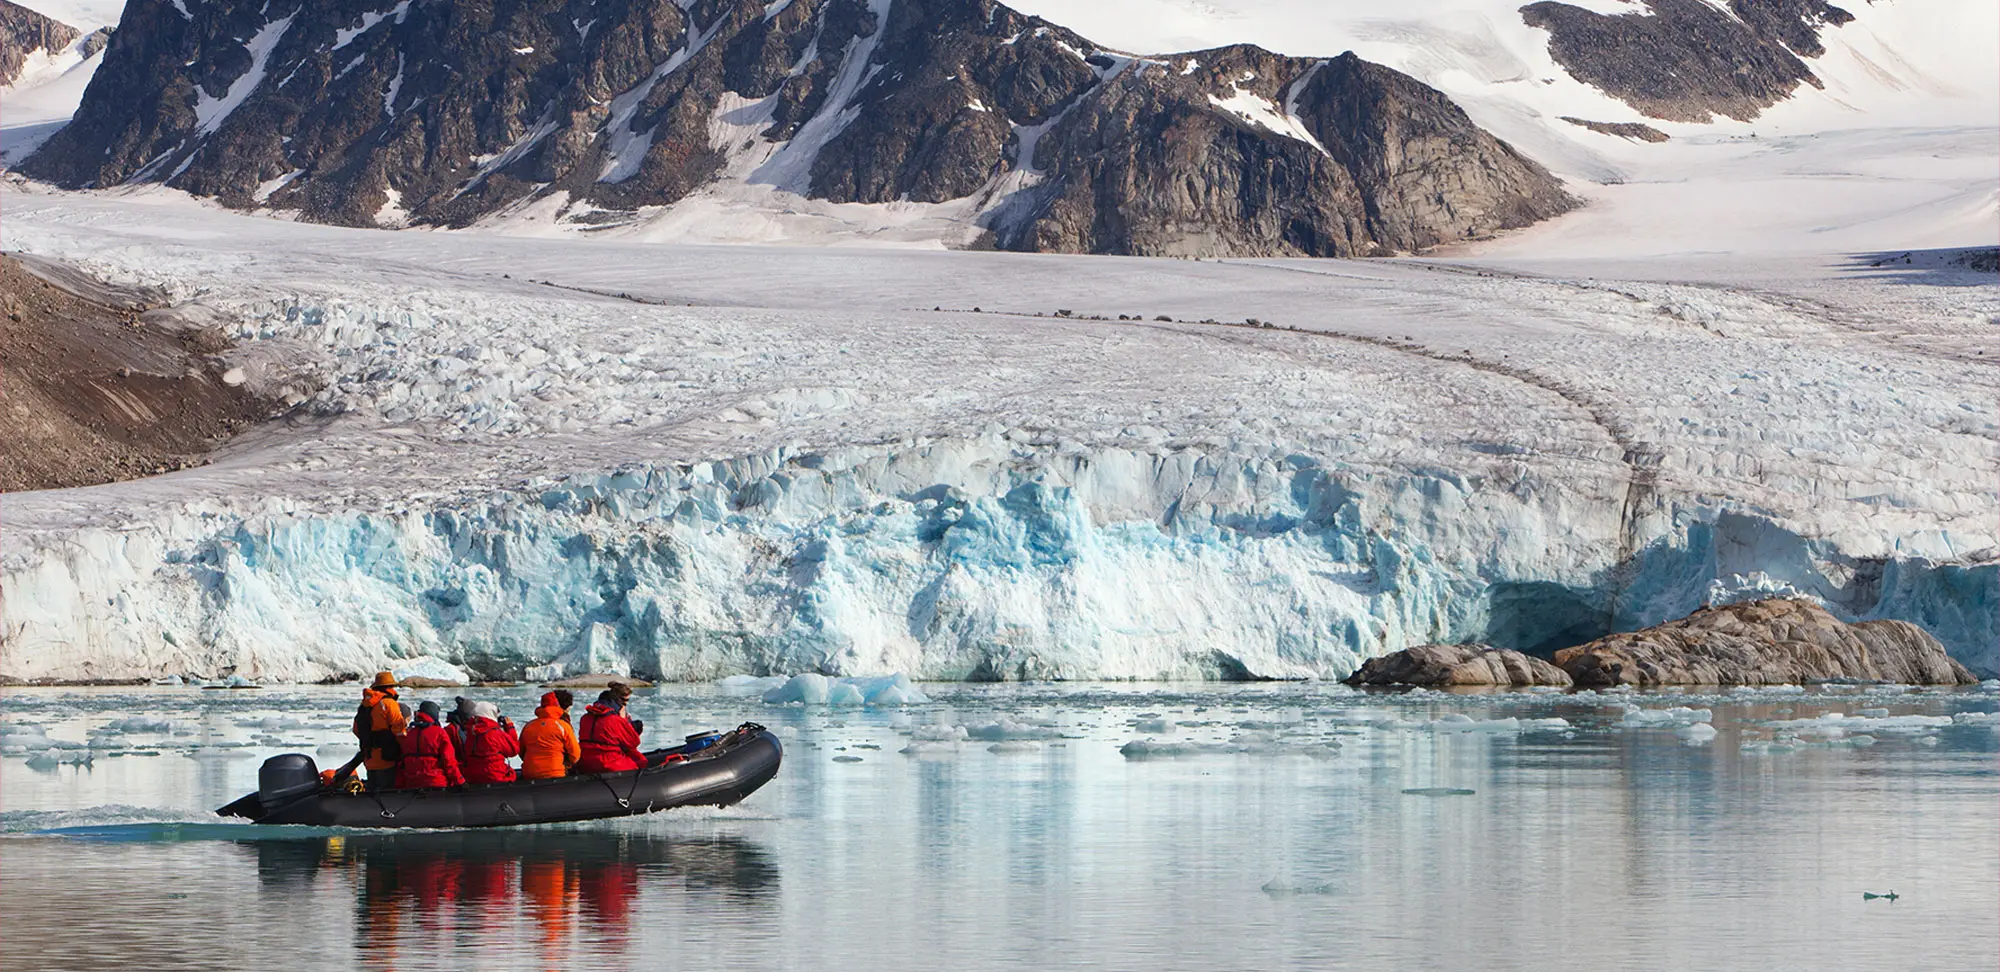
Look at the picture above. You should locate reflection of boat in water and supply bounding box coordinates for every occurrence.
[218,723,781,829]
[244,828,780,968]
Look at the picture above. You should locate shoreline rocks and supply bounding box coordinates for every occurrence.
[1553,599,1976,688]
[1344,643,1573,688]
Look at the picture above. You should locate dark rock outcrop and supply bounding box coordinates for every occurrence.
[0,0,80,86]
[1344,643,1573,688]
[20,0,1575,256]
[1521,0,1853,123]
[1553,599,1977,687]
[1560,117,1669,143]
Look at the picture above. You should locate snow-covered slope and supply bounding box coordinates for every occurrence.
[0,0,115,163]
[1,187,1991,682]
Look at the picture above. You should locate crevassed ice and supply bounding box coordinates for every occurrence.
[2,435,1993,682]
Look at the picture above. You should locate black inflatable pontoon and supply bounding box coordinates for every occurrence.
[218,723,781,828]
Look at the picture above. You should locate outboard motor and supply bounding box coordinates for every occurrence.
[257,753,322,806]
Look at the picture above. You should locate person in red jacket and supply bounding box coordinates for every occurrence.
[575,686,645,773]
[458,701,520,784]
[396,700,465,788]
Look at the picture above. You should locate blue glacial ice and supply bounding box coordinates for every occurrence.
[3,438,1994,682]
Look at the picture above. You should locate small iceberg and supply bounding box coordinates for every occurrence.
[759,672,930,706]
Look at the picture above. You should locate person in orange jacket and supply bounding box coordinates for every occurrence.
[519,690,582,780]
[458,701,520,784]
[350,671,409,791]
[396,700,465,788]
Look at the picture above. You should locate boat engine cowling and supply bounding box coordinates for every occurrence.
[258,753,321,805]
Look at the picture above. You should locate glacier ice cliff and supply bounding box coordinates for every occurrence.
[5,437,1992,682]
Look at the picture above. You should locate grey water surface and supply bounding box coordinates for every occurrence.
[1,682,1994,971]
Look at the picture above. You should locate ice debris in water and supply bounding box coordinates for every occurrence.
[1120,731,1338,759]
[1133,717,1176,734]
[1950,711,2000,726]
[759,673,929,705]
[26,748,93,769]
[232,716,307,731]
[0,724,85,753]
[1425,714,1571,733]
[1729,685,1806,695]
[151,676,184,686]
[204,674,260,689]
[1767,712,1953,734]
[1620,705,1713,727]
[1677,722,1719,745]
[987,740,1043,754]
[1981,680,2000,692]
[966,718,1061,741]
[96,717,198,736]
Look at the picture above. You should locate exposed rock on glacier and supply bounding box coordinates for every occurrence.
[1343,643,1571,688]
[1553,598,1978,687]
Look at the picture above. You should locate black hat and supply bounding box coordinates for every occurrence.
[418,700,442,720]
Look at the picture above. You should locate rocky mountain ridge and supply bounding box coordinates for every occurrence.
[1,0,81,86]
[19,0,1575,256]
[1522,0,1855,123]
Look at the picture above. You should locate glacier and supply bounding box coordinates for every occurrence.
[0,189,1992,682]
[5,434,1993,683]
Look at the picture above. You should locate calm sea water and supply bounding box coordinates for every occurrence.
[1,682,1994,971]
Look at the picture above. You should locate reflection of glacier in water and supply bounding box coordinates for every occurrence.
[7,440,1995,683]
[0,682,1995,970]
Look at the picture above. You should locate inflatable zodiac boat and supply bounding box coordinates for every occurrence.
[218,723,781,828]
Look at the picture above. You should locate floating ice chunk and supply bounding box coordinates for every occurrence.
[151,676,184,686]
[1119,731,1338,759]
[204,674,260,689]
[1620,705,1713,727]
[908,724,970,742]
[1768,712,1953,734]
[967,718,1060,741]
[899,740,961,756]
[987,740,1043,753]
[1134,717,1175,734]
[761,673,929,705]
[26,748,92,769]
[97,717,198,735]
[1858,708,1891,718]
[1677,722,1718,745]
[1426,715,1571,733]
[234,716,307,731]
[857,674,929,705]
[0,725,83,752]
[1729,685,1806,695]
[1951,711,2000,726]
[764,673,831,704]
[1980,680,2000,692]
